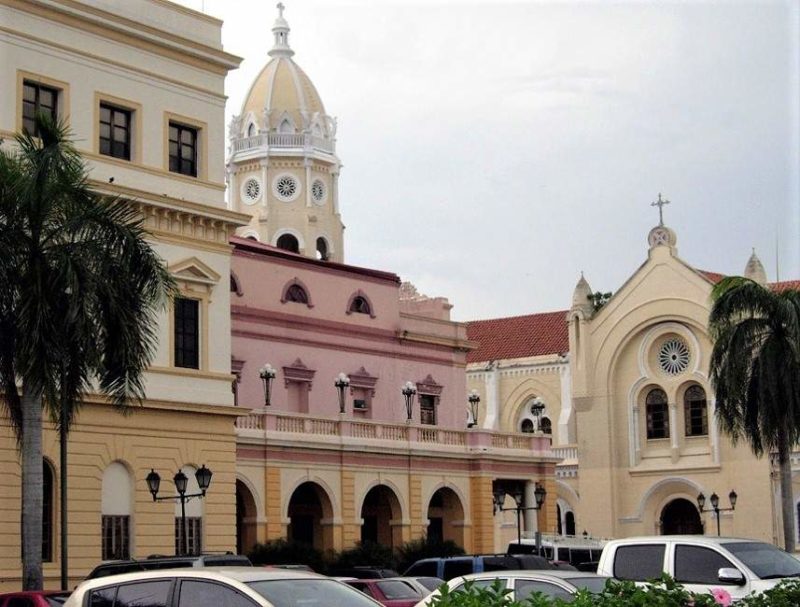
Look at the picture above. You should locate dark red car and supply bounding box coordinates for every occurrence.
[345,578,424,607]
[0,591,70,607]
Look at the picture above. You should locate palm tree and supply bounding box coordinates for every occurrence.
[709,276,800,552]
[0,114,174,589]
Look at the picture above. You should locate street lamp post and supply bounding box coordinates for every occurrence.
[493,483,547,545]
[259,363,276,406]
[146,465,213,556]
[335,372,350,413]
[402,381,417,422]
[530,397,545,432]
[697,490,737,536]
[468,390,480,428]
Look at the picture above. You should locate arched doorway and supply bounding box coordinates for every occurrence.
[287,482,334,552]
[660,498,703,535]
[236,480,258,555]
[361,485,402,548]
[426,488,465,548]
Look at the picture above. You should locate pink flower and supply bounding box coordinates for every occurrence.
[711,587,732,606]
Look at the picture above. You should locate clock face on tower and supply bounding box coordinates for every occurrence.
[241,178,262,204]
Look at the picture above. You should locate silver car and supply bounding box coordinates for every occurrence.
[413,570,610,606]
[65,567,385,607]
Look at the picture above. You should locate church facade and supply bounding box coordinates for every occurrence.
[467,220,800,547]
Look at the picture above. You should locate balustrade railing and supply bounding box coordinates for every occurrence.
[235,410,551,455]
[230,132,335,154]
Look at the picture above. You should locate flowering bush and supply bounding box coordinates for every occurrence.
[427,575,800,607]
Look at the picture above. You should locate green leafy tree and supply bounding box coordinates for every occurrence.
[0,114,174,589]
[709,276,800,552]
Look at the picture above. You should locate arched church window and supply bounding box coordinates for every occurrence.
[285,284,308,304]
[646,388,669,439]
[316,237,329,261]
[278,118,293,134]
[557,504,562,535]
[540,417,552,435]
[247,123,256,138]
[520,419,534,434]
[565,511,576,536]
[349,296,371,315]
[42,460,54,562]
[276,234,300,254]
[684,385,708,436]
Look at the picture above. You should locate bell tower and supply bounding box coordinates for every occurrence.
[227,4,345,262]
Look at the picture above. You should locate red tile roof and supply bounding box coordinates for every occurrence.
[466,310,569,363]
[697,269,799,293]
[697,270,725,283]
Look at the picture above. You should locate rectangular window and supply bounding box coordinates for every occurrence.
[169,122,198,177]
[99,103,132,160]
[23,81,58,136]
[102,515,130,560]
[420,394,437,425]
[646,404,669,439]
[174,297,199,369]
[684,401,708,436]
[613,544,665,581]
[175,517,202,555]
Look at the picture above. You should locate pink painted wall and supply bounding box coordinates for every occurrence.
[231,238,470,428]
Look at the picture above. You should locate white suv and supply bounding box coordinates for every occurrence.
[596,535,800,601]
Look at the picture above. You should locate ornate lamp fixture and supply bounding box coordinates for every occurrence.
[401,381,417,422]
[530,397,545,431]
[335,372,350,414]
[259,363,276,406]
[468,389,480,428]
[697,489,737,536]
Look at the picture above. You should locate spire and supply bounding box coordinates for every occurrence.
[268,2,294,57]
[571,272,594,315]
[744,248,767,285]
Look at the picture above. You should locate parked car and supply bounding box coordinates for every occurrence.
[404,554,553,581]
[0,591,70,607]
[508,537,607,569]
[596,535,800,602]
[413,570,610,606]
[64,567,383,607]
[327,567,400,579]
[86,553,252,579]
[345,578,425,607]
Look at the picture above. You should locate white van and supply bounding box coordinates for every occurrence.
[508,536,607,569]
[596,535,800,601]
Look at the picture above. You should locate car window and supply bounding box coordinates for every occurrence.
[8,598,35,607]
[116,581,171,607]
[569,549,591,566]
[451,578,504,592]
[405,562,438,577]
[178,580,258,607]
[415,577,445,591]
[483,556,516,572]
[613,544,665,581]
[725,541,800,579]
[375,580,420,599]
[675,545,737,584]
[567,576,609,593]
[248,579,381,607]
[515,580,573,602]
[89,587,117,607]
[443,559,473,580]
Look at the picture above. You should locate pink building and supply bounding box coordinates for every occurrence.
[231,237,556,555]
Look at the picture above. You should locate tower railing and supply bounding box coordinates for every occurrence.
[230,133,335,154]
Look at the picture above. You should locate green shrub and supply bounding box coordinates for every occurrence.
[247,538,325,572]
[738,578,800,606]
[327,540,397,572]
[397,537,466,573]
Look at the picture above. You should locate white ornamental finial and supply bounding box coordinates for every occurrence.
[269,2,294,57]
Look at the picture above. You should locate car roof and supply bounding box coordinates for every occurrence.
[604,536,762,545]
[77,566,324,591]
[456,570,608,581]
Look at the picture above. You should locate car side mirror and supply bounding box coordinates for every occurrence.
[718,567,745,586]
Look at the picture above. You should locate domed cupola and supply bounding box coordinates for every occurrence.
[227,3,344,263]
[744,248,767,285]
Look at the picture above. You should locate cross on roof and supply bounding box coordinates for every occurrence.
[277,2,285,18]
[651,193,670,226]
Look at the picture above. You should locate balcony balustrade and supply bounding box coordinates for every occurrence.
[235,409,555,459]
[230,132,335,154]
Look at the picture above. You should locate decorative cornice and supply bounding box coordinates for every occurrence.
[283,358,316,388]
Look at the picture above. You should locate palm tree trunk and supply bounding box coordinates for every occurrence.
[21,387,43,590]
[778,432,796,553]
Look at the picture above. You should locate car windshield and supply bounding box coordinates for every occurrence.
[725,542,800,579]
[376,580,421,599]
[567,577,610,593]
[415,577,445,591]
[248,579,380,607]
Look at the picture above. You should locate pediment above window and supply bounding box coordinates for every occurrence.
[349,366,378,396]
[169,257,221,289]
[416,374,443,396]
[283,358,316,388]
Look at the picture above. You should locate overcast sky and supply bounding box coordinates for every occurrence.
[178,0,799,321]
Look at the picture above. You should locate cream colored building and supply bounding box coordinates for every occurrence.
[0,0,248,590]
[467,220,800,548]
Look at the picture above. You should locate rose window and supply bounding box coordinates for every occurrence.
[658,338,690,375]
[312,179,325,203]
[275,175,298,200]
[243,178,261,202]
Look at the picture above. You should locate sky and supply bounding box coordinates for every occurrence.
[178,0,799,321]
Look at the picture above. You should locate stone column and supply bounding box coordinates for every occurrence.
[523,481,539,539]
